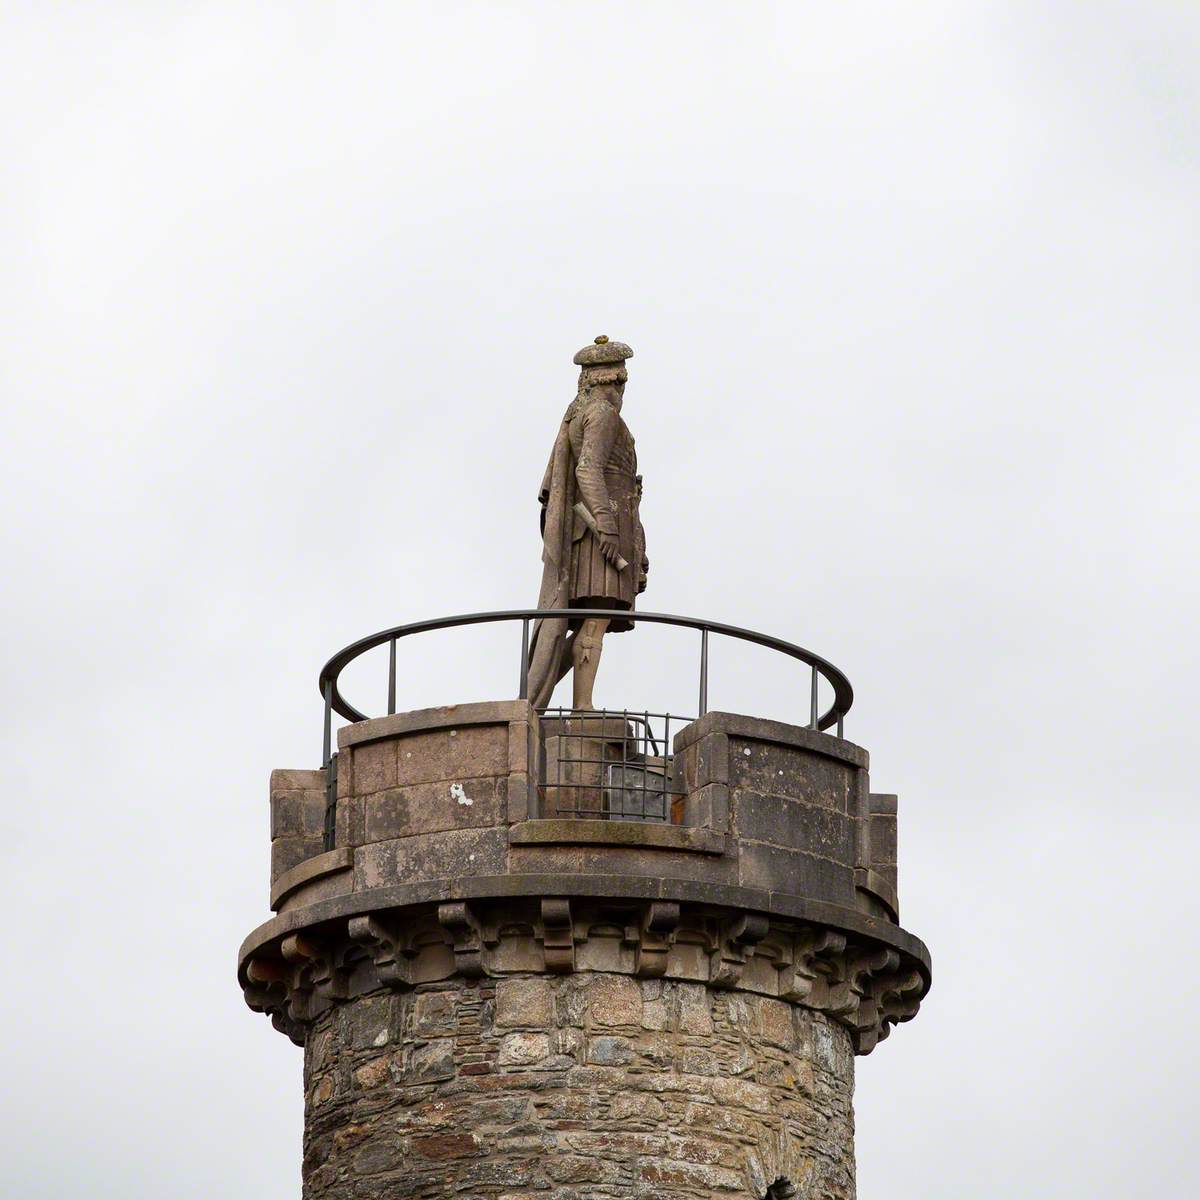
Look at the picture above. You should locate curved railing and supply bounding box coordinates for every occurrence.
[316,609,854,768]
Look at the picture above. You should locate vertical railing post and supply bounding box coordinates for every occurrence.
[698,628,709,717]
[387,638,397,715]
[322,677,335,850]
[518,617,531,700]
[322,677,333,768]
[809,666,818,730]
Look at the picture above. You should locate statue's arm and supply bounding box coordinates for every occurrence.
[573,403,619,534]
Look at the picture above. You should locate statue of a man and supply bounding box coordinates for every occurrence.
[526,336,649,710]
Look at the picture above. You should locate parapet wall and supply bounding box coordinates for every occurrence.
[265,702,901,924]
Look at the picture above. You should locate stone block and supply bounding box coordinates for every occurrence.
[678,782,729,831]
[271,834,323,883]
[495,977,553,1029]
[334,796,363,846]
[507,720,532,774]
[270,790,326,839]
[508,844,737,886]
[678,732,729,791]
[737,842,855,904]
[412,990,456,1036]
[394,726,508,786]
[352,1136,409,1176]
[335,750,352,798]
[758,998,797,1050]
[729,738,853,811]
[353,1054,392,1091]
[361,777,501,842]
[587,1035,633,1065]
[352,740,397,794]
[399,1038,455,1083]
[733,791,854,863]
[677,983,713,1035]
[409,1131,483,1159]
[270,767,324,793]
[506,772,530,822]
[498,1031,550,1065]
[870,811,897,866]
[870,791,897,815]
[353,827,509,890]
[347,995,397,1049]
[587,975,643,1027]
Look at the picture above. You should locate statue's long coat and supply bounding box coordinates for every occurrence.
[526,395,646,708]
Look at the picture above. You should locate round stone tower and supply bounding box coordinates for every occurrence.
[239,627,930,1199]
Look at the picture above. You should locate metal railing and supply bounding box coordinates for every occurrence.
[538,708,686,824]
[316,608,854,846]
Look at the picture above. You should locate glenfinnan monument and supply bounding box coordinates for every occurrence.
[238,336,931,1199]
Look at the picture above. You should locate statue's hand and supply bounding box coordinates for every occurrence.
[638,554,649,592]
[538,487,549,506]
[599,531,622,565]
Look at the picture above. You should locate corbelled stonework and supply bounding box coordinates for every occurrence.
[240,701,930,1198]
[245,896,922,1058]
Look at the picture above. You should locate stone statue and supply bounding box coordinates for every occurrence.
[526,336,649,709]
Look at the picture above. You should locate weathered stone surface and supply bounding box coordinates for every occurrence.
[269,768,327,885]
[730,737,853,811]
[361,776,503,842]
[271,834,323,882]
[738,841,855,904]
[587,974,643,1027]
[300,975,856,1199]
[353,827,509,889]
[393,725,509,785]
[734,791,854,860]
[495,977,554,1029]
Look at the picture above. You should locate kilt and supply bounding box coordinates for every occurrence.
[570,463,642,631]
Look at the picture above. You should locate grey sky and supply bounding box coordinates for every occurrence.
[2,3,1197,1196]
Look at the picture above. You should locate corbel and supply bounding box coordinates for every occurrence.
[539,897,575,973]
[708,911,770,988]
[632,901,680,978]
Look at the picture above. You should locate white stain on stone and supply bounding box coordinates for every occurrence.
[450,782,473,806]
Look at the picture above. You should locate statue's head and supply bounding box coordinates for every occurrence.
[574,335,632,410]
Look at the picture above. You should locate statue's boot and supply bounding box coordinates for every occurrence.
[571,618,609,711]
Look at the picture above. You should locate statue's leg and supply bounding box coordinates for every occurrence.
[545,632,575,698]
[571,618,609,711]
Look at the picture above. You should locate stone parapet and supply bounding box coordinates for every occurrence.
[264,702,915,924]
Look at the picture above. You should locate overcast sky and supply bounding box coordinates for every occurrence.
[2,3,1197,1197]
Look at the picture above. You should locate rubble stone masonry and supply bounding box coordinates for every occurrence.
[302,973,855,1200]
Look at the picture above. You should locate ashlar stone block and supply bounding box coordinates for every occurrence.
[495,977,554,1029]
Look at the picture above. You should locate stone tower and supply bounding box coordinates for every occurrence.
[239,650,930,1197]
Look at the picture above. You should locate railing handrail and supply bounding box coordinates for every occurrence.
[317,607,854,736]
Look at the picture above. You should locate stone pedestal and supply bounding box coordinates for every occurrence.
[540,713,634,817]
[240,701,930,1199]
